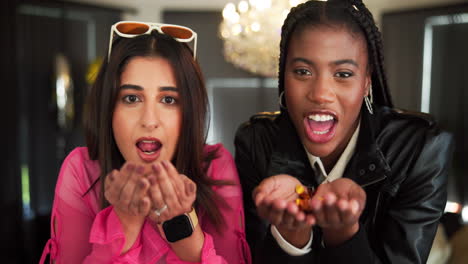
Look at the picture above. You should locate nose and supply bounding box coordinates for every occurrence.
[140,103,159,130]
[306,75,335,105]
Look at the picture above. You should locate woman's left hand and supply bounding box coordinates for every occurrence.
[307,178,366,246]
[146,160,197,223]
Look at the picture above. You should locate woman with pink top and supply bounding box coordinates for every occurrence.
[40,21,251,264]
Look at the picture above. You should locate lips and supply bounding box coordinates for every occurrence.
[136,137,162,162]
[137,140,161,153]
[304,112,337,143]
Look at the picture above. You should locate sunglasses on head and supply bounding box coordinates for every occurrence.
[107,21,198,62]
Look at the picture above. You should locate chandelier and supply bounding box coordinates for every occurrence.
[219,0,306,77]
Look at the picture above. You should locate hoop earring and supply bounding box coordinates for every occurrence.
[279,91,287,109]
[365,85,374,115]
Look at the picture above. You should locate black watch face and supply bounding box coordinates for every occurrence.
[163,214,193,243]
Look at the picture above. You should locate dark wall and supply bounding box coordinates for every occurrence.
[382,3,468,206]
[1,0,23,262]
[382,3,468,111]
[2,1,123,262]
[429,23,468,207]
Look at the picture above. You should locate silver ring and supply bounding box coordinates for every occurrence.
[154,204,168,216]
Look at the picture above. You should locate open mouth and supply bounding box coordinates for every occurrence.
[136,140,162,155]
[304,113,337,143]
[307,113,336,134]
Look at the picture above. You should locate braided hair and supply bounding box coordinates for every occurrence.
[278,0,393,107]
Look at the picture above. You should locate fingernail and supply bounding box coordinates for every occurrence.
[152,163,160,172]
[140,180,147,188]
[136,165,145,174]
[311,199,321,211]
[278,200,287,209]
[188,182,195,193]
[326,194,336,206]
[351,200,359,214]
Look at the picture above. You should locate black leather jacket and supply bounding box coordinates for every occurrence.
[234,106,453,264]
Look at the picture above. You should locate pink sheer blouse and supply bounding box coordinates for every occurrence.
[40,144,251,264]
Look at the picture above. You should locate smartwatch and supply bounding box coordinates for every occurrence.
[162,208,199,243]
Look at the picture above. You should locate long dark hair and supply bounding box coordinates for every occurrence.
[83,30,228,230]
[279,0,393,107]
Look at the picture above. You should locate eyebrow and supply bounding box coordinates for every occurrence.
[119,84,179,92]
[120,84,143,90]
[159,86,179,92]
[291,57,314,66]
[332,59,359,67]
[291,57,359,68]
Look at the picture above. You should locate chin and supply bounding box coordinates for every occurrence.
[303,141,336,159]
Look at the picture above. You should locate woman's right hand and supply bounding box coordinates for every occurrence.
[253,174,315,247]
[104,163,152,253]
[146,160,197,224]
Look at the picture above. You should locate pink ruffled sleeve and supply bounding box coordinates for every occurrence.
[84,206,169,263]
[40,147,99,263]
[201,144,252,264]
[39,147,166,264]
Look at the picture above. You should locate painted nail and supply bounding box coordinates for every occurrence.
[152,163,160,172]
[188,182,195,193]
[351,200,359,214]
[140,180,147,188]
[136,165,145,174]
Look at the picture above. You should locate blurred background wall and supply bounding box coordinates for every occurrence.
[2,0,467,263]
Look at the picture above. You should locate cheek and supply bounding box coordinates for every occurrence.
[164,110,183,152]
[345,91,364,108]
[353,86,366,106]
[112,111,126,149]
[284,82,305,111]
[338,87,365,126]
[112,108,136,154]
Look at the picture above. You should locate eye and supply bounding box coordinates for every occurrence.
[161,96,177,105]
[334,71,353,78]
[293,68,311,76]
[122,94,141,104]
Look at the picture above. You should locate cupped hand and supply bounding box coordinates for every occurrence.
[147,160,197,223]
[253,174,316,247]
[104,162,152,253]
[307,178,366,246]
[104,162,152,220]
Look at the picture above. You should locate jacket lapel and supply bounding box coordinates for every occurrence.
[345,106,391,188]
[266,108,391,189]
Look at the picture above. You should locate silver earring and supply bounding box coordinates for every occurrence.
[279,91,287,109]
[365,85,374,114]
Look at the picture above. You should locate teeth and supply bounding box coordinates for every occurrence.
[308,114,334,122]
[143,151,155,154]
[142,140,156,143]
[313,130,330,135]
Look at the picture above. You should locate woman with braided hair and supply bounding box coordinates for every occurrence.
[234,0,453,263]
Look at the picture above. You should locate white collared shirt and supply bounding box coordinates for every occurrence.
[271,121,361,255]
